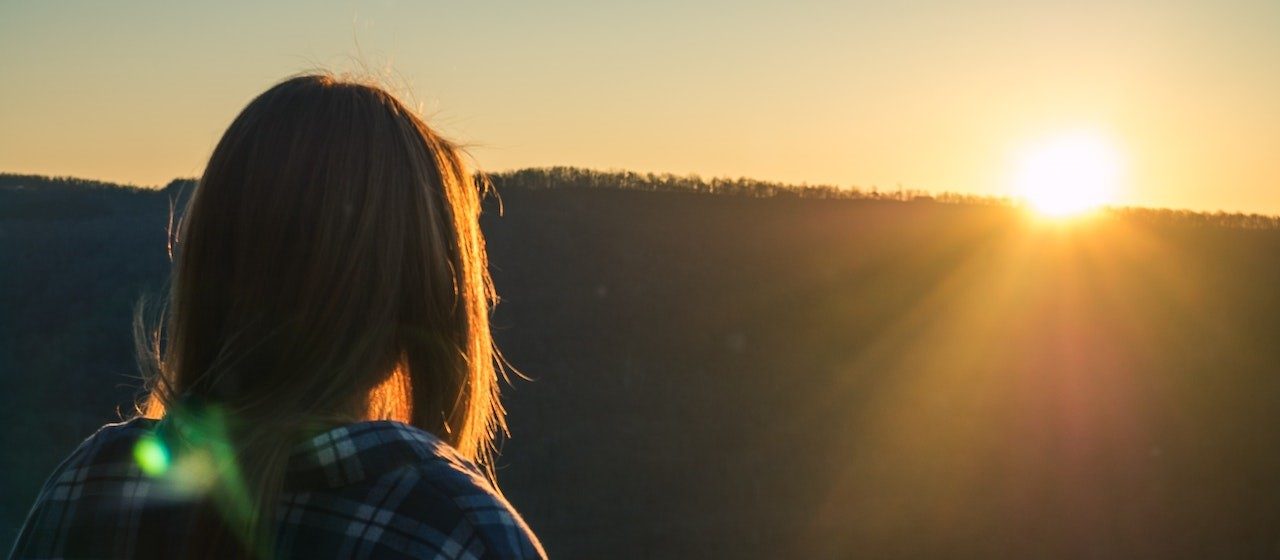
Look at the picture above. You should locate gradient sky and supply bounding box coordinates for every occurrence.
[2,0,1278,213]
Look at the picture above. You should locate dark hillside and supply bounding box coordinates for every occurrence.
[4,171,1280,558]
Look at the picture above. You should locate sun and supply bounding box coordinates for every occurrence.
[1012,130,1123,219]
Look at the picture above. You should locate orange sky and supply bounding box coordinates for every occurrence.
[2,1,1277,213]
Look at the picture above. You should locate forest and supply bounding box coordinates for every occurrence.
[4,168,1280,558]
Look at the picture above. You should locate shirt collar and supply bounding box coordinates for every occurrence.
[284,420,477,491]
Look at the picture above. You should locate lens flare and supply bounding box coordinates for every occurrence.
[134,435,171,476]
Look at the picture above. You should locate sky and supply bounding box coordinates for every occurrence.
[2,0,1278,213]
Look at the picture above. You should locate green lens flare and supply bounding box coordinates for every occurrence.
[134,435,171,476]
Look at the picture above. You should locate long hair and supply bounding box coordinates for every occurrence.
[134,73,504,557]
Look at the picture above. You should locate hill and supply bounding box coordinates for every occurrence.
[3,169,1280,558]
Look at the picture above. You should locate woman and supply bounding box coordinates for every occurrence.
[10,74,546,559]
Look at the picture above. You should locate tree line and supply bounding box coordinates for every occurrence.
[5,168,1278,230]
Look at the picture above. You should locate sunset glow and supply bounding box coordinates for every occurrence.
[4,2,1279,213]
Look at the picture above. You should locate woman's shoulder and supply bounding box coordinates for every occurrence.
[285,419,491,498]
[9,417,161,559]
[78,415,158,446]
[45,416,158,479]
[284,420,547,559]
[24,416,159,505]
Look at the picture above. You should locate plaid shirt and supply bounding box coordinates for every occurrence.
[9,418,546,559]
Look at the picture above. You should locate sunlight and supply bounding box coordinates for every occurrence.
[1013,130,1123,219]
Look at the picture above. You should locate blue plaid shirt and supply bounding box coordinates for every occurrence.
[9,418,546,559]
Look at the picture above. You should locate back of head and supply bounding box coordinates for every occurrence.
[136,73,503,555]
